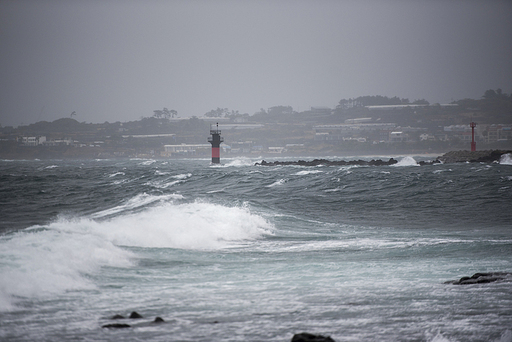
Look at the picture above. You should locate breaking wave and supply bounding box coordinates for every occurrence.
[0,198,272,310]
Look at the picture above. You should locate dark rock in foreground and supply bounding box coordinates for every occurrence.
[445,272,512,285]
[255,158,398,167]
[292,332,336,342]
[102,323,131,329]
[103,313,165,329]
[129,311,143,318]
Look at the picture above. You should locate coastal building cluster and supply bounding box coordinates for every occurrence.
[1,93,511,158]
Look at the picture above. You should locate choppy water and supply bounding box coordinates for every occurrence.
[1,155,511,342]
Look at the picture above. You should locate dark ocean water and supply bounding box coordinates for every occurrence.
[0,155,511,341]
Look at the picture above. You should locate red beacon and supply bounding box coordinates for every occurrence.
[470,122,477,152]
[208,123,223,164]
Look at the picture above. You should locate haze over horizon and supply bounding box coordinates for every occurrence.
[1,0,511,127]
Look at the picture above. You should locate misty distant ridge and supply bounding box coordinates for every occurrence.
[1,90,511,159]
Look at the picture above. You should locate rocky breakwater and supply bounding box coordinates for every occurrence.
[254,150,512,167]
[255,158,399,167]
[436,150,512,164]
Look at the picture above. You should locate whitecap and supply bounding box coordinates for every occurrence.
[139,160,156,166]
[324,185,346,192]
[433,169,452,174]
[0,199,273,311]
[223,158,255,167]
[92,201,273,250]
[0,222,133,311]
[293,170,324,176]
[89,193,183,219]
[267,179,287,187]
[173,173,192,180]
[108,171,125,177]
[209,158,255,167]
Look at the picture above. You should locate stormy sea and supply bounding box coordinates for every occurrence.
[1,155,511,342]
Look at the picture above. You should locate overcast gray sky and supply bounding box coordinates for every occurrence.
[1,0,511,127]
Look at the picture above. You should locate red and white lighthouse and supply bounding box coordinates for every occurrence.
[470,122,476,152]
[208,123,223,164]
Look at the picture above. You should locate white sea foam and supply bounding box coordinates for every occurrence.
[426,332,453,342]
[267,178,287,187]
[223,157,255,167]
[500,153,512,165]
[324,185,347,192]
[496,330,512,342]
[0,223,133,311]
[337,165,361,173]
[139,160,156,166]
[173,173,192,179]
[0,200,272,311]
[89,193,183,219]
[207,188,226,194]
[392,156,419,167]
[91,201,273,249]
[108,171,125,177]
[208,157,255,167]
[146,173,192,189]
[433,169,452,174]
[293,170,324,176]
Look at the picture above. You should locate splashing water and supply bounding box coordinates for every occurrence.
[500,153,512,165]
[392,156,419,166]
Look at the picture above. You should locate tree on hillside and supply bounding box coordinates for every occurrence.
[205,107,229,118]
[153,108,177,119]
[336,95,408,109]
[267,106,293,116]
[483,88,510,99]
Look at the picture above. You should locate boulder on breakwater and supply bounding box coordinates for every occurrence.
[102,323,131,329]
[445,272,512,285]
[291,332,336,342]
[102,311,165,328]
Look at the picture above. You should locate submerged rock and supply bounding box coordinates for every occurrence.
[445,272,512,285]
[103,314,165,329]
[102,323,131,329]
[291,332,336,342]
[129,311,143,319]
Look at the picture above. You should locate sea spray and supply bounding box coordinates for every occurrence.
[0,221,133,310]
[392,156,419,167]
[500,153,512,165]
[91,200,273,249]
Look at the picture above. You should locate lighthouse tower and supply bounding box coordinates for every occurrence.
[470,122,477,152]
[208,123,223,164]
